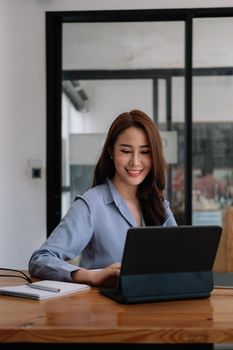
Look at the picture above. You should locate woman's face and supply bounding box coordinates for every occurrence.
[112,126,152,189]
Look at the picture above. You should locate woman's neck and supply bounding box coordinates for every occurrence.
[111,177,137,201]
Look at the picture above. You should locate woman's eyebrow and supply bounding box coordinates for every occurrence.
[119,143,132,147]
[119,144,150,148]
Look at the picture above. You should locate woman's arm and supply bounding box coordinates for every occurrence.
[28,198,93,281]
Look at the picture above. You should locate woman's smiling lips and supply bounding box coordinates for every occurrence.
[126,169,143,176]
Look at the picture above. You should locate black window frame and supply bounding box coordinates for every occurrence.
[46,7,233,235]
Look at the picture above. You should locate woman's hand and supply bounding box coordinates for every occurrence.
[71,262,121,287]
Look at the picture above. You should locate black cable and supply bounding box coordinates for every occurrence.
[0,268,32,283]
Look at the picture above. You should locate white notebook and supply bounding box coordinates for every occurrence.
[0,280,90,300]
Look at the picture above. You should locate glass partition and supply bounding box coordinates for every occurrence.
[193,18,233,272]
[62,21,184,218]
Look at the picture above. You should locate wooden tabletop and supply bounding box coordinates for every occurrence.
[1,276,233,344]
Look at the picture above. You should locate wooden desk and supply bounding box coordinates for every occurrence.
[0,277,233,346]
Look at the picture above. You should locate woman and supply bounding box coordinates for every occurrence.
[28,110,177,286]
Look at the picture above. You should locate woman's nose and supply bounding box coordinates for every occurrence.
[129,152,140,166]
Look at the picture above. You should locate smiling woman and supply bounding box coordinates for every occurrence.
[28,109,177,287]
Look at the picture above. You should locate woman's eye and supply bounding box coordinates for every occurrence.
[121,150,131,154]
[141,150,151,155]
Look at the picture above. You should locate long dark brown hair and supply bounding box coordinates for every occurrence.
[92,110,167,225]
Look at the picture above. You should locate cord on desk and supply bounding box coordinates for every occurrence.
[0,268,32,283]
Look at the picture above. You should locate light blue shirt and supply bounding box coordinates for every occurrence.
[28,179,177,281]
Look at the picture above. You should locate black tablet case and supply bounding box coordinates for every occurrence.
[100,225,222,304]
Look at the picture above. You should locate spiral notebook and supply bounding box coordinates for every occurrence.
[0,280,90,300]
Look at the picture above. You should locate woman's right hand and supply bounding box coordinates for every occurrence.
[71,262,121,287]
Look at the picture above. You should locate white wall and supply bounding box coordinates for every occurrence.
[0,1,46,269]
[1,0,233,269]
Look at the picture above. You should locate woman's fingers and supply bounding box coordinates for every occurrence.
[92,262,121,287]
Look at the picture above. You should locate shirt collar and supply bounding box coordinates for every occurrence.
[103,178,123,207]
[104,178,140,227]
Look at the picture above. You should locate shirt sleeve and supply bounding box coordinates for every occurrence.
[163,199,177,227]
[28,197,93,282]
